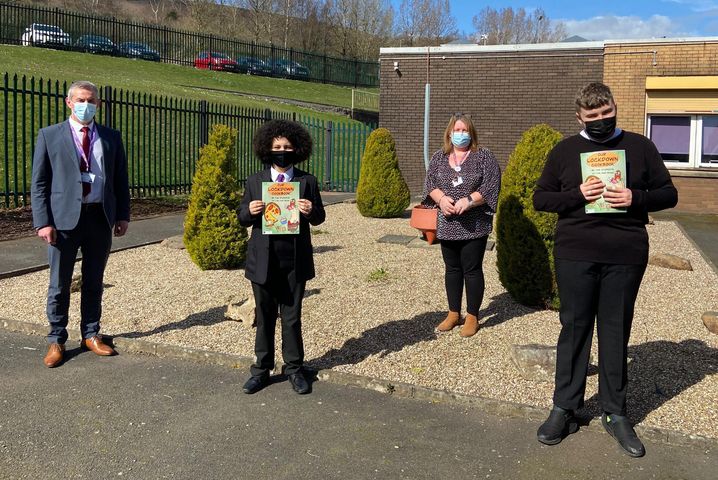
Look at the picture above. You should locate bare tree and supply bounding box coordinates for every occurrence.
[396,0,456,46]
[148,0,165,24]
[472,7,566,45]
[331,0,393,60]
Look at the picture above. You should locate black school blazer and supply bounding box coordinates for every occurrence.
[238,167,326,285]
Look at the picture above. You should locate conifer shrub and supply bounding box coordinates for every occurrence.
[184,124,247,270]
[496,124,562,308]
[356,128,410,218]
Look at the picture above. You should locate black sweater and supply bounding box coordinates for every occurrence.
[533,131,678,265]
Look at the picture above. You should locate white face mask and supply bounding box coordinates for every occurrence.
[73,102,97,123]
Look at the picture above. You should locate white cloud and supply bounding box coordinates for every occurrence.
[561,15,682,40]
[662,1,718,12]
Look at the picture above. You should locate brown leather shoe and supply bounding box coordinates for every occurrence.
[460,314,480,337]
[436,311,461,332]
[80,336,116,356]
[43,343,65,368]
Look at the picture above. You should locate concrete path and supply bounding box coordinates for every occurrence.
[1,329,715,480]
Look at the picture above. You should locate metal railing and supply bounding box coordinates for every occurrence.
[1,73,375,208]
[0,1,380,88]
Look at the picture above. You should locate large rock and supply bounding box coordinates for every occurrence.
[509,344,557,382]
[225,295,256,327]
[160,235,186,250]
[703,311,718,335]
[648,253,693,271]
[70,274,82,293]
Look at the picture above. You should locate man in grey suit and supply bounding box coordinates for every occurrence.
[31,80,130,368]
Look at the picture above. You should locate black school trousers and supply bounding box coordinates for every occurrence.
[552,258,646,416]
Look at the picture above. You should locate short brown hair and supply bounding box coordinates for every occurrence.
[442,113,479,154]
[575,82,614,112]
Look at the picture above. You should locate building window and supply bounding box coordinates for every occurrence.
[647,115,718,168]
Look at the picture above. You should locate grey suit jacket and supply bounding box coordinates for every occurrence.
[31,120,130,231]
[238,167,326,285]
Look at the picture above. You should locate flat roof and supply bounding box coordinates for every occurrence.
[380,37,718,56]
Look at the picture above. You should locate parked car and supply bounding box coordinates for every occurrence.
[194,51,239,72]
[236,56,272,76]
[75,35,117,55]
[117,42,160,62]
[271,59,310,79]
[20,23,71,48]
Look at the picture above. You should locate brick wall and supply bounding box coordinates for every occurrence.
[671,175,718,212]
[379,48,604,194]
[604,41,718,134]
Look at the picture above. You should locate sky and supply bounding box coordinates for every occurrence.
[391,0,718,40]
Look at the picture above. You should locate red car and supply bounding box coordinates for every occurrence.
[194,51,239,72]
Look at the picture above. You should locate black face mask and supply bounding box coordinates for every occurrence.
[268,151,297,168]
[584,116,617,142]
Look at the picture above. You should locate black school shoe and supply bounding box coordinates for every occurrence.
[601,413,646,458]
[242,374,269,394]
[537,406,579,445]
[287,372,310,394]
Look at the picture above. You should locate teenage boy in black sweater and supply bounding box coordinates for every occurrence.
[533,82,677,457]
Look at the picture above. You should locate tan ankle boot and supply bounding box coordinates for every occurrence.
[436,311,461,332]
[460,314,480,337]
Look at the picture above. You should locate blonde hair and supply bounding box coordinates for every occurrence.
[442,113,479,154]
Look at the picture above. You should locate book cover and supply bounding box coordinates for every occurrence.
[580,149,627,214]
[262,181,301,234]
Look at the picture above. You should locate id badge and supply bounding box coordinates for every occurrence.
[81,172,96,183]
[452,176,463,187]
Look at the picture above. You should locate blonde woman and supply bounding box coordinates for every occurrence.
[423,113,501,337]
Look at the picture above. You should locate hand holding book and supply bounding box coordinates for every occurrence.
[602,185,633,208]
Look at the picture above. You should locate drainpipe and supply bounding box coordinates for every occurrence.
[423,46,431,171]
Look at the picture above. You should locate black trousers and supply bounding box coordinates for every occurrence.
[250,265,306,377]
[440,236,488,316]
[553,258,646,416]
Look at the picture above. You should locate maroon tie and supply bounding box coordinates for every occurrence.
[277,173,285,182]
[80,126,91,197]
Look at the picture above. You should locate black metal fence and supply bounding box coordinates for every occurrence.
[0,1,379,88]
[1,73,374,209]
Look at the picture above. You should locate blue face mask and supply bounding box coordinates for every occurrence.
[73,102,97,123]
[451,131,471,148]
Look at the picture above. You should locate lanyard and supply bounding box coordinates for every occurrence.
[69,123,97,171]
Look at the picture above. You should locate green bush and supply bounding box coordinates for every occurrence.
[496,124,562,309]
[184,124,248,270]
[356,128,410,218]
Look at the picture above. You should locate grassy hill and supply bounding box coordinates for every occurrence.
[0,45,379,122]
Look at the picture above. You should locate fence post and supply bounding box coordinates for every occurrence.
[264,108,272,122]
[199,100,209,146]
[103,85,113,128]
[324,121,332,191]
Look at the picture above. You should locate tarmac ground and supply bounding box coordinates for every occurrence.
[1,329,716,480]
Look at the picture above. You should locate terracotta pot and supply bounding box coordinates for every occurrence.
[409,205,438,245]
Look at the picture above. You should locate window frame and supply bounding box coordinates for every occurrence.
[647,114,718,169]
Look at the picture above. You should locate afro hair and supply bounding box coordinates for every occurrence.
[253,119,313,164]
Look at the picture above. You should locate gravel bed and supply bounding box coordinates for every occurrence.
[1,203,716,438]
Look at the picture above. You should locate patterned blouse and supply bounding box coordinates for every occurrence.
[423,148,501,241]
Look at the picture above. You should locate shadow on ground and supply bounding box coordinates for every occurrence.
[306,311,442,370]
[116,306,228,339]
[479,292,535,329]
[580,339,718,424]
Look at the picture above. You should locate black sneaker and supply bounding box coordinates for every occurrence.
[537,406,579,445]
[601,413,645,458]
